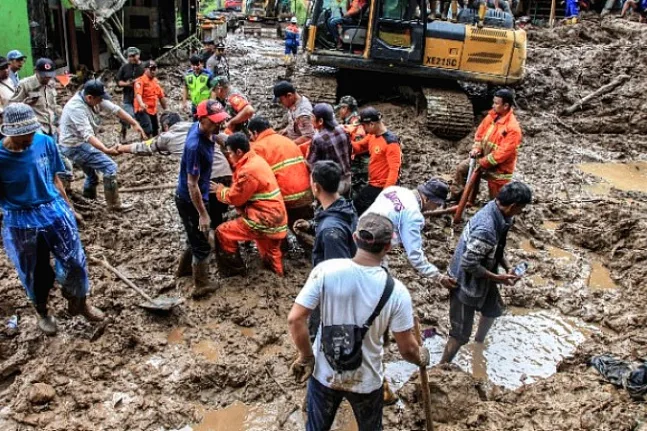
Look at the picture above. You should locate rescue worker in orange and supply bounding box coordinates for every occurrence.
[327,0,369,49]
[336,95,369,199]
[247,116,314,227]
[351,107,403,215]
[212,133,288,277]
[134,60,168,137]
[210,76,255,136]
[450,89,522,200]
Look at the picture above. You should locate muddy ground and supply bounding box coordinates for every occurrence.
[1,16,647,431]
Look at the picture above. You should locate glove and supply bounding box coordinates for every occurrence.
[418,347,430,367]
[290,355,314,384]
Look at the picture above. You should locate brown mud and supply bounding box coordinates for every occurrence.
[1,16,647,431]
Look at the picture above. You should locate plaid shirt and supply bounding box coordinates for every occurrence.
[307,125,351,176]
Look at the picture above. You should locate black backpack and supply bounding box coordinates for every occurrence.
[320,269,394,372]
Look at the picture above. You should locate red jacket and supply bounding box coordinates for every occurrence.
[251,129,313,209]
[473,109,522,181]
[215,151,287,239]
[352,130,402,188]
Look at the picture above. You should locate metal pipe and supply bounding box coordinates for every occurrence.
[453,166,480,225]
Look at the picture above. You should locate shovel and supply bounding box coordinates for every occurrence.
[88,256,183,312]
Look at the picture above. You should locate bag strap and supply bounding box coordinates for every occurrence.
[361,269,394,338]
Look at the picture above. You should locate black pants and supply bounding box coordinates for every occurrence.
[136,112,159,137]
[208,176,232,230]
[33,232,56,312]
[175,195,211,262]
[353,185,383,216]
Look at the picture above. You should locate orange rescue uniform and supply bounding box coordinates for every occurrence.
[351,130,402,188]
[215,151,288,275]
[251,129,313,210]
[473,108,522,196]
[134,74,165,115]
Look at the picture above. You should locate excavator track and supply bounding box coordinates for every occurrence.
[290,69,338,105]
[424,87,474,141]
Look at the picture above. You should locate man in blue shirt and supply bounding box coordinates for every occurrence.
[176,100,229,297]
[0,104,103,336]
[440,182,532,364]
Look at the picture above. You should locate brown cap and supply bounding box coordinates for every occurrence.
[356,213,393,247]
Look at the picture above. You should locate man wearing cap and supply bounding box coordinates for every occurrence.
[116,47,145,143]
[362,178,457,286]
[206,42,230,79]
[308,103,352,195]
[440,182,532,365]
[0,104,104,336]
[284,17,300,64]
[134,60,168,138]
[0,56,15,123]
[10,58,58,137]
[212,133,289,277]
[450,89,522,200]
[288,213,429,430]
[58,79,145,210]
[176,100,229,296]
[336,95,368,199]
[352,107,402,216]
[210,76,255,135]
[6,50,26,88]
[183,55,213,117]
[273,81,315,148]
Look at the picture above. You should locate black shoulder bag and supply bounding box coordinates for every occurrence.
[321,269,394,372]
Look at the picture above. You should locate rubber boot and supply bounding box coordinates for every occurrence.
[83,183,98,199]
[176,248,193,278]
[35,304,57,336]
[104,177,133,212]
[120,127,128,144]
[383,379,399,406]
[477,2,486,27]
[78,297,105,322]
[191,259,217,298]
[430,0,437,19]
[217,249,247,278]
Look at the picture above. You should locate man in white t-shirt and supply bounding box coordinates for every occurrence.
[362,177,456,288]
[288,213,430,431]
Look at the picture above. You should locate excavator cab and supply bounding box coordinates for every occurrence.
[304,0,527,140]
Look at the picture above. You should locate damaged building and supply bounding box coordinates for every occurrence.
[0,0,199,73]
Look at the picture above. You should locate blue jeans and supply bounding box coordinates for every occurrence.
[306,377,383,431]
[327,16,356,43]
[60,143,118,190]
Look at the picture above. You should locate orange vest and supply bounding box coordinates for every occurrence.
[215,151,288,238]
[134,74,165,115]
[251,129,313,209]
[473,109,522,181]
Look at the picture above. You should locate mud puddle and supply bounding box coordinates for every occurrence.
[192,340,222,362]
[385,308,598,391]
[579,161,647,194]
[588,260,618,290]
[518,239,577,262]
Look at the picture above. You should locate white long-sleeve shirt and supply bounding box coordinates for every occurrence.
[362,186,440,277]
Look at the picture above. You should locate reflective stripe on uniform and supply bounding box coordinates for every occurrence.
[283,190,310,202]
[490,172,513,180]
[270,156,305,172]
[249,188,281,201]
[219,187,230,202]
[243,217,288,234]
[487,154,498,166]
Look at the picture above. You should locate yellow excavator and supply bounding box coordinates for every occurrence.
[301,0,526,140]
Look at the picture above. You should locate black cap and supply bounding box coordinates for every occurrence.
[189,54,202,65]
[35,58,56,78]
[210,76,229,88]
[494,88,516,107]
[0,56,8,68]
[359,107,382,123]
[203,38,215,45]
[143,60,157,69]
[216,41,226,49]
[273,81,296,99]
[83,79,111,100]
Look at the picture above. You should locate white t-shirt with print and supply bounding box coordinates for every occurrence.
[295,259,414,394]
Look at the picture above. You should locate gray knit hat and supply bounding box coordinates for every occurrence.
[0,103,41,137]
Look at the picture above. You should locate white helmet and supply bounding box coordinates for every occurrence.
[290,17,298,23]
